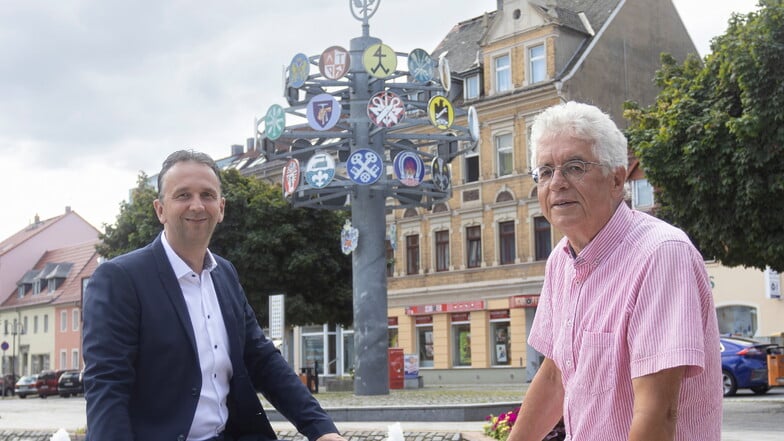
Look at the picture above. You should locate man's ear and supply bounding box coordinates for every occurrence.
[153,199,166,224]
[611,167,627,198]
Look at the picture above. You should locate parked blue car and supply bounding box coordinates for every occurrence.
[721,336,780,397]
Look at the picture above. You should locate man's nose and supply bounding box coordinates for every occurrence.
[548,167,569,188]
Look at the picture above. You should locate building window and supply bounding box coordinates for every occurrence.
[33,316,39,334]
[416,317,434,368]
[490,310,511,366]
[72,309,80,331]
[33,279,41,295]
[301,326,326,375]
[529,44,546,83]
[464,74,480,99]
[534,216,552,260]
[451,313,471,367]
[406,234,420,275]
[72,349,80,370]
[435,230,450,272]
[717,305,758,338]
[464,152,479,183]
[17,285,24,298]
[632,178,655,209]
[44,314,48,333]
[494,54,511,92]
[386,239,395,277]
[48,279,56,293]
[60,350,67,370]
[496,133,513,177]
[388,317,399,348]
[499,221,516,265]
[467,226,482,268]
[60,311,67,332]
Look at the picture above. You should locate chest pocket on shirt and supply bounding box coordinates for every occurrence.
[575,331,617,396]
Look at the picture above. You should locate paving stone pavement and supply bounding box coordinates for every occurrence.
[0,429,471,441]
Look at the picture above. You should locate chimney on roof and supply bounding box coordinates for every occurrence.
[65,206,71,214]
[34,214,40,224]
[231,144,244,156]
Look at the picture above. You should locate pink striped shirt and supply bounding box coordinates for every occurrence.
[528,203,722,441]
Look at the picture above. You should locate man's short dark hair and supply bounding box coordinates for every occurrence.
[157,150,222,198]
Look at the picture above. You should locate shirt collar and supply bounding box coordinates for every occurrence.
[161,232,217,278]
[562,202,633,265]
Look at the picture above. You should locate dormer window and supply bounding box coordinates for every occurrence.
[18,285,25,298]
[33,279,41,295]
[464,74,480,100]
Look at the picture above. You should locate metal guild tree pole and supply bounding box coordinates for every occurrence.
[348,32,389,395]
[257,0,478,395]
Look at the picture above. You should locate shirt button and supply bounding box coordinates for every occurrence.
[213,373,217,378]
[566,360,572,367]
[214,345,218,349]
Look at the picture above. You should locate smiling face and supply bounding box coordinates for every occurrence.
[154,160,224,262]
[536,134,626,253]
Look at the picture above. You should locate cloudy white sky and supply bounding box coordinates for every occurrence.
[0,0,760,239]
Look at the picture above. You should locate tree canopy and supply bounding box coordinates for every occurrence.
[624,0,784,271]
[98,169,353,326]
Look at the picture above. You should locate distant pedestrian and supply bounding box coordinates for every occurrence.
[508,102,722,441]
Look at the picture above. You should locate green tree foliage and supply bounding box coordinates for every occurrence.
[97,169,353,326]
[624,0,784,271]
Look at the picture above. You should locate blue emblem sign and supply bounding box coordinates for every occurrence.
[341,220,359,255]
[264,104,285,141]
[306,93,341,131]
[367,90,405,128]
[393,151,425,187]
[319,46,351,80]
[288,53,309,88]
[347,149,383,185]
[408,49,434,84]
[305,151,336,188]
[431,157,451,192]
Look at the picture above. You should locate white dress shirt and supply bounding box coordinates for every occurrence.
[161,233,233,441]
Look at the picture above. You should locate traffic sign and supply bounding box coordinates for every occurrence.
[0,341,8,351]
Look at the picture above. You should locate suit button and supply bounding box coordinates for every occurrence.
[191,388,198,397]
[177,435,186,441]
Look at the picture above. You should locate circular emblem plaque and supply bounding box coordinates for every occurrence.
[288,53,310,88]
[319,46,351,80]
[408,49,434,84]
[367,90,405,128]
[393,151,425,187]
[427,95,454,130]
[363,43,397,79]
[306,93,342,131]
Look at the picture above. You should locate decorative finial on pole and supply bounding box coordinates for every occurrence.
[350,0,380,36]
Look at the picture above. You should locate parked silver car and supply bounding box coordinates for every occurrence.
[14,375,38,399]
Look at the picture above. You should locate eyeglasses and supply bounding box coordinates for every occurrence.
[530,159,605,185]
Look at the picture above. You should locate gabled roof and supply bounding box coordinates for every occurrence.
[431,0,621,77]
[432,12,498,75]
[0,240,100,309]
[0,213,66,257]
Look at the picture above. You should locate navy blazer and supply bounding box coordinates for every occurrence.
[82,234,338,441]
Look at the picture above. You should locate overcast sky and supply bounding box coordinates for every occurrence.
[0,0,760,239]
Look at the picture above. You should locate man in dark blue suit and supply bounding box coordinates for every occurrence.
[83,150,346,441]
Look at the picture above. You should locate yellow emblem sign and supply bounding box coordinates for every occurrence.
[363,43,397,79]
[428,96,454,130]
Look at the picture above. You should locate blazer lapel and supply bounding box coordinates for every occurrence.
[151,235,199,357]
